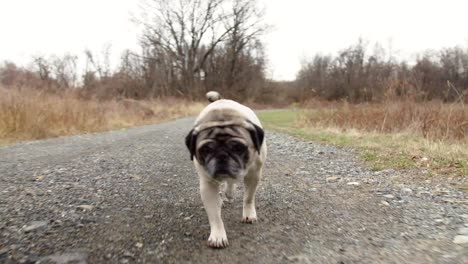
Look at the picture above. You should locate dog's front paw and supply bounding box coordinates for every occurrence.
[242,205,257,224]
[208,230,229,248]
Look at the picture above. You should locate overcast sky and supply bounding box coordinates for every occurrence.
[1,0,468,80]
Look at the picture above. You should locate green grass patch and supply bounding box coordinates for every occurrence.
[258,110,299,129]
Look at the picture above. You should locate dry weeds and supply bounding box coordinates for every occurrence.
[0,88,203,144]
[259,100,467,176]
[299,99,467,141]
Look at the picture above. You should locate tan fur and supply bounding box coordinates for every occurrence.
[189,99,267,248]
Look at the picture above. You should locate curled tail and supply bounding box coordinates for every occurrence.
[206,91,221,102]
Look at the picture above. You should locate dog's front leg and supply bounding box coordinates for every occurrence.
[242,168,262,223]
[200,177,228,248]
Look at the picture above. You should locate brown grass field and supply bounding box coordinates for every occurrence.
[0,88,203,145]
[299,99,467,142]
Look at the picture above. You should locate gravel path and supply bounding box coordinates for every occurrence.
[0,117,467,264]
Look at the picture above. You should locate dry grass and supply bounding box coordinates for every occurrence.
[0,88,204,144]
[299,99,467,141]
[259,100,468,176]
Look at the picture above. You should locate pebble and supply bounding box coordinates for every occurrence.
[401,188,413,194]
[442,253,456,259]
[23,221,48,232]
[347,182,360,186]
[383,194,395,199]
[381,201,390,206]
[123,251,135,258]
[77,205,94,211]
[458,227,468,235]
[326,176,340,183]
[0,247,8,255]
[417,191,431,196]
[286,254,309,262]
[135,242,143,248]
[453,235,468,244]
[40,251,88,263]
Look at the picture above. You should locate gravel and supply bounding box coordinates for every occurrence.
[0,117,467,263]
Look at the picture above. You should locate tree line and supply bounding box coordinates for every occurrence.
[296,39,468,102]
[1,1,468,103]
[0,0,268,101]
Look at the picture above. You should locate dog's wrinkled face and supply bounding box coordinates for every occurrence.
[197,127,249,179]
[185,123,264,180]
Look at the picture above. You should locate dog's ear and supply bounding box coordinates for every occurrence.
[185,129,197,160]
[248,122,264,154]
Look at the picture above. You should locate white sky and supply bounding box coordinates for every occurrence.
[1,0,468,81]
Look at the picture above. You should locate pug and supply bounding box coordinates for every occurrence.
[185,92,267,248]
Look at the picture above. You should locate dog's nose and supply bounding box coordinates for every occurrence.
[217,152,229,162]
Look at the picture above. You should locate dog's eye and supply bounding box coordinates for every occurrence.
[229,142,247,153]
[199,144,214,155]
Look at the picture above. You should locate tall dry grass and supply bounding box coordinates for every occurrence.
[0,88,203,144]
[270,99,468,175]
[299,100,467,142]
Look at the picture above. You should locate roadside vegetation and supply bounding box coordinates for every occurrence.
[0,87,203,144]
[258,38,467,177]
[259,101,467,176]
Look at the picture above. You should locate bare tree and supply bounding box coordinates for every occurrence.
[32,56,52,82]
[84,45,112,79]
[221,0,268,97]
[137,0,267,98]
[138,0,227,95]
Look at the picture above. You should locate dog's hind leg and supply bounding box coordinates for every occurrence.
[224,180,236,200]
[219,182,234,207]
